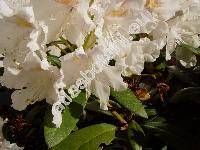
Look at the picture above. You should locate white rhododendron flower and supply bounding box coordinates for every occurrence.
[1,52,66,111]
[144,0,182,21]
[0,1,38,68]
[61,46,127,111]
[0,0,73,68]
[165,0,200,66]
[62,0,95,48]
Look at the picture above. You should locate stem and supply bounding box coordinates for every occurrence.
[110,110,127,125]
[108,102,128,130]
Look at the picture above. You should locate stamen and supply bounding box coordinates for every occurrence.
[145,0,160,9]
[15,16,33,28]
[55,0,76,6]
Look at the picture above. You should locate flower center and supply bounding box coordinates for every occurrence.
[15,16,33,28]
[55,0,76,6]
[145,0,160,9]
[109,8,127,17]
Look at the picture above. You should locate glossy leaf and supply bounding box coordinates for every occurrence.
[171,87,200,103]
[51,123,116,150]
[129,120,145,136]
[129,139,142,150]
[44,92,87,148]
[111,89,148,118]
[47,54,61,68]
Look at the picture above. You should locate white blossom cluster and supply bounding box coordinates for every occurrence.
[0,0,200,127]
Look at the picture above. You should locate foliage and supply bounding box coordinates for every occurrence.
[44,92,87,148]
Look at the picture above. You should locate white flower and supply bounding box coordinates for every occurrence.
[0,52,66,111]
[61,0,94,49]
[0,54,3,68]
[144,0,182,21]
[30,0,72,45]
[89,0,164,77]
[165,1,200,67]
[61,45,127,110]
[0,0,30,18]
[116,20,168,76]
[0,0,73,69]
[0,1,39,68]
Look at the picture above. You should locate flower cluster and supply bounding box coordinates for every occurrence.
[0,0,200,127]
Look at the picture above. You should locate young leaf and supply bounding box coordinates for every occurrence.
[128,121,144,150]
[142,117,188,150]
[47,54,61,68]
[85,100,112,116]
[83,30,96,50]
[156,62,166,71]
[179,43,200,55]
[171,87,200,103]
[44,92,87,148]
[129,120,145,136]
[129,139,142,150]
[111,89,148,118]
[51,123,116,150]
[145,108,157,117]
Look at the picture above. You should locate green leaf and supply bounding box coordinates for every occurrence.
[128,121,144,150]
[0,67,4,76]
[111,89,148,118]
[83,30,96,50]
[128,120,144,150]
[44,92,87,148]
[171,87,200,103]
[47,54,61,68]
[161,146,168,150]
[129,139,142,150]
[85,100,112,116]
[51,123,116,150]
[129,120,145,136]
[142,117,189,150]
[179,43,200,55]
[143,117,167,130]
[156,62,166,71]
[145,108,157,117]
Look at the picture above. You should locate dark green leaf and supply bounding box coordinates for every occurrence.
[0,67,4,76]
[83,30,96,50]
[51,123,116,150]
[85,100,112,116]
[142,117,196,150]
[129,139,142,150]
[156,62,166,71]
[171,87,200,103]
[44,92,87,148]
[47,54,61,68]
[179,43,200,55]
[129,120,145,136]
[128,121,143,150]
[145,108,157,117]
[111,89,148,118]
[143,117,167,130]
